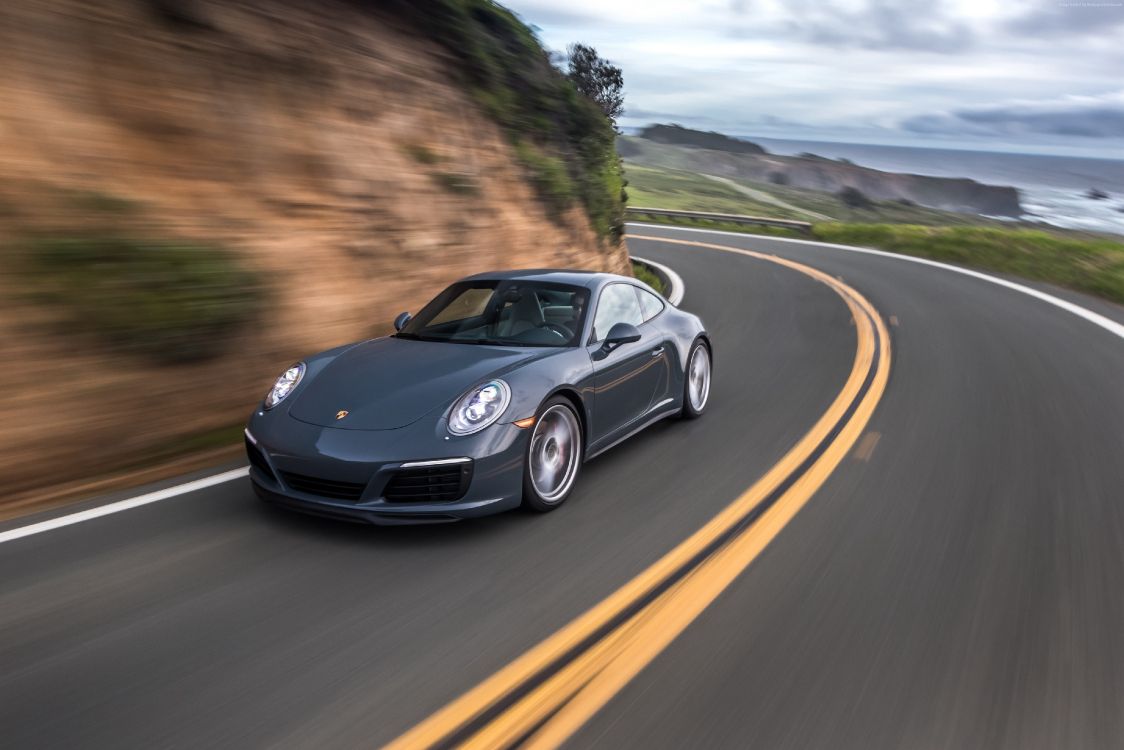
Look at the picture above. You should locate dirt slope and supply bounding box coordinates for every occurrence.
[0,0,629,512]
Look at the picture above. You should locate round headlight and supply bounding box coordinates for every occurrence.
[448,380,511,435]
[264,363,305,409]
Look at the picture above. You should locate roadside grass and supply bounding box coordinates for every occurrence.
[813,224,1124,304]
[631,260,667,295]
[629,215,1124,305]
[624,160,1124,304]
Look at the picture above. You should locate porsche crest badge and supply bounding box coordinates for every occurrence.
[335,410,349,420]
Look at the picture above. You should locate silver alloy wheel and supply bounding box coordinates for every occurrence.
[688,344,711,412]
[528,404,582,503]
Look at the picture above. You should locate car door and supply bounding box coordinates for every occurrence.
[635,285,675,410]
[586,283,665,448]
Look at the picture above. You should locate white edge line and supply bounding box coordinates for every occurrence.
[0,467,249,545]
[631,255,686,306]
[628,222,1124,342]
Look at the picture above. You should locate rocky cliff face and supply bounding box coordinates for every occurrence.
[622,134,1023,216]
[0,0,629,510]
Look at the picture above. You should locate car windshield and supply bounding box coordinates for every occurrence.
[397,280,590,347]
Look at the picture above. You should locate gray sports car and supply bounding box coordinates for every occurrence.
[245,269,711,524]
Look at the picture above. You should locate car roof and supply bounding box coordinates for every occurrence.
[459,269,632,288]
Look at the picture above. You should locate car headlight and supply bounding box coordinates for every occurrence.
[448,379,511,435]
[264,363,305,409]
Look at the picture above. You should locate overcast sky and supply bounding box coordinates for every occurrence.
[506,0,1124,156]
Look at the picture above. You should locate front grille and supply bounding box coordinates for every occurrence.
[383,462,473,503]
[279,471,367,501]
[245,437,276,482]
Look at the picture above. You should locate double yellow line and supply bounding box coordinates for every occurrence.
[386,236,892,750]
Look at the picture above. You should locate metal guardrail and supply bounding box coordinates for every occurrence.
[626,207,812,233]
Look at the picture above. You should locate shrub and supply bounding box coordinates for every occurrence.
[631,261,666,295]
[27,234,263,363]
[432,171,479,196]
[402,143,441,165]
[838,186,873,209]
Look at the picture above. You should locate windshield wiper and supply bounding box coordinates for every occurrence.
[398,333,515,346]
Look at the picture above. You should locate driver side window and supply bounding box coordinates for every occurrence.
[592,284,644,343]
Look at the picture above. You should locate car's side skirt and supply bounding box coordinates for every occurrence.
[585,397,680,461]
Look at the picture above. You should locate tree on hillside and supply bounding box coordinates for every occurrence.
[566,43,624,122]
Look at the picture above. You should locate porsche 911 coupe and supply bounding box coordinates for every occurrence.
[245,269,711,524]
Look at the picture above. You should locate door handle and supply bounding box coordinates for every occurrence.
[651,347,665,357]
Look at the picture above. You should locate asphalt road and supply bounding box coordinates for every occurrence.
[2,224,1123,748]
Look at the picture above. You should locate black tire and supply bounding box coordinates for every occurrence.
[522,396,584,512]
[680,339,711,420]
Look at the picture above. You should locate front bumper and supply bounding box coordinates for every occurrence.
[245,409,528,525]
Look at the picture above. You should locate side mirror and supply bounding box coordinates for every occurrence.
[393,311,412,331]
[602,322,641,351]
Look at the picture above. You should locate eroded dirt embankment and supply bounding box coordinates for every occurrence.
[0,0,628,514]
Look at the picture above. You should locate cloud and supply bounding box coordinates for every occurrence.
[1007,1,1124,37]
[902,93,1124,138]
[767,0,975,53]
[505,0,1124,153]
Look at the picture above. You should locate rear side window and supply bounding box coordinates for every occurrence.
[637,287,665,321]
[592,283,644,342]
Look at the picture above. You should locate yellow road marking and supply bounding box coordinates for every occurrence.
[526,288,891,747]
[384,235,891,750]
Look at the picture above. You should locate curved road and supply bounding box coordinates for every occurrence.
[2,224,1123,748]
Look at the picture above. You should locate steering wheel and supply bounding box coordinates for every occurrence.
[541,322,572,339]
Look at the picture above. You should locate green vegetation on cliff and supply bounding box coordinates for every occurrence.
[26,233,263,363]
[384,0,625,242]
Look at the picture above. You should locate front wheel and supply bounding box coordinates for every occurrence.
[522,397,583,512]
[681,339,711,419]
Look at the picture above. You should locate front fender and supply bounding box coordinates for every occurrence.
[493,347,595,425]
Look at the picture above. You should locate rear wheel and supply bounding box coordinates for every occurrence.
[522,397,583,512]
[681,339,711,419]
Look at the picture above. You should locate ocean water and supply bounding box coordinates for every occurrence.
[749,137,1124,235]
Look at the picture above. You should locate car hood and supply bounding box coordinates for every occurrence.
[287,337,545,430]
